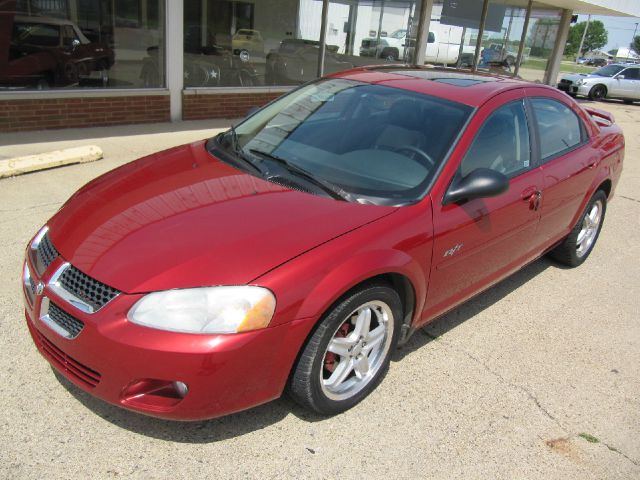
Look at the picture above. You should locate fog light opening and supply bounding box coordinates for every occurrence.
[121,379,189,412]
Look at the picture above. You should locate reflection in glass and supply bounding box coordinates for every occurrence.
[0,0,165,90]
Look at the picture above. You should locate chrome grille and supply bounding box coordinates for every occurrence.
[37,232,59,271]
[58,265,120,311]
[47,302,84,339]
[23,263,36,306]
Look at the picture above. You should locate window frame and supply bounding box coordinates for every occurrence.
[526,96,590,166]
[458,98,535,180]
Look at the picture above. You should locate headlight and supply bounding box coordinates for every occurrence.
[128,286,276,334]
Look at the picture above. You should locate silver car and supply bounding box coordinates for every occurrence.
[557,63,640,103]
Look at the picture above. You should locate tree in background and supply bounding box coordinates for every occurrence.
[564,20,608,56]
[632,35,640,54]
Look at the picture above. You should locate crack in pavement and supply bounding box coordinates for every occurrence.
[619,195,640,204]
[420,329,640,467]
[0,201,62,213]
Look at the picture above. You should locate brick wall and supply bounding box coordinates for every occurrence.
[183,91,286,120]
[0,94,170,133]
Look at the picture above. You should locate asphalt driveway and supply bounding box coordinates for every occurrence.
[0,105,638,479]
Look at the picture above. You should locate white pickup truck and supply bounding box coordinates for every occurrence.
[360,24,475,66]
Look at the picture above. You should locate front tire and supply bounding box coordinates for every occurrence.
[588,84,607,100]
[287,283,402,415]
[549,190,607,267]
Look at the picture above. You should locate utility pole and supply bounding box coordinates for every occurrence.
[632,22,639,53]
[576,14,590,62]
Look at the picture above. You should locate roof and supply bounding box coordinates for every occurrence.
[329,66,543,108]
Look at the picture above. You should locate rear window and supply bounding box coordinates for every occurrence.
[531,98,585,160]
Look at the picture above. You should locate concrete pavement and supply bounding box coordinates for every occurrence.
[0,107,638,479]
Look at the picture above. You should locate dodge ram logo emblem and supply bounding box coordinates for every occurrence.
[36,282,44,296]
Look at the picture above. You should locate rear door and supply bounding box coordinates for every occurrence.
[423,89,543,322]
[525,89,597,250]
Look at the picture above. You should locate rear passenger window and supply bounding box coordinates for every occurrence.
[460,100,531,178]
[531,98,585,160]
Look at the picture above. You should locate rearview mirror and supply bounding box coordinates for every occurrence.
[443,168,509,205]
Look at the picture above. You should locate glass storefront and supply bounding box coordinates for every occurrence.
[0,0,566,93]
[183,0,423,88]
[0,0,165,89]
[183,0,322,88]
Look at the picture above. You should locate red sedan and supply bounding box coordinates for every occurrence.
[23,67,624,420]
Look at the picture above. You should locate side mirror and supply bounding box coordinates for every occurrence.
[71,39,80,49]
[443,168,509,205]
[617,74,625,79]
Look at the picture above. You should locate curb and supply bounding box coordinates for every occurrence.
[0,145,103,179]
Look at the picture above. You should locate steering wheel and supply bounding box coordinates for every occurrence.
[392,145,436,168]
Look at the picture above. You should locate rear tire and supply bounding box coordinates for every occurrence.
[549,190,607,267]
[287,283,402,415]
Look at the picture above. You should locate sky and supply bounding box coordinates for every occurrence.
[575,14,640,51]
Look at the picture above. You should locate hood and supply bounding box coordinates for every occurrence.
[560,73,592,81]
[48,141,395,293]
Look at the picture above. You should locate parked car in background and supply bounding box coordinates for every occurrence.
[359,29,407,60]
[142,43,260,88]
[23,67,623,421]
[266,39,352,85]
[403,26,475,66]
[232,29,264,56]
[586,57,608,67]
[1,15,114,89]
[557,63,640,102]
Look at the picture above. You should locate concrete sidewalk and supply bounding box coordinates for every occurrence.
[1,106,639,480]
[0,119,235,160]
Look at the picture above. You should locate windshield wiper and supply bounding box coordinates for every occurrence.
[216,127,264,176]
[248,149,352,201]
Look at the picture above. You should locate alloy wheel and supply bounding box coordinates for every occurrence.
[576,199,603,258]
[320,300,394,401]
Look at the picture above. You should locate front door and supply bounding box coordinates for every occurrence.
[422,91,543,323]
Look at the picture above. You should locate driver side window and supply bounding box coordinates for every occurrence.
[460,100,531,178]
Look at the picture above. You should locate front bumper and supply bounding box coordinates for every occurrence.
[557,82,591,97]
[24,255,314,420]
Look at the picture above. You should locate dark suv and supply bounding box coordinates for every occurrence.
[1,15,114,89]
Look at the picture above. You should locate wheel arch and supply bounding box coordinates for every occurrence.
[570,175,613,229]
[292,249,424,330]
[281,265,420,394]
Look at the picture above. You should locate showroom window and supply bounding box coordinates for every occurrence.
[183,0,321,88]
[1,0,165,90]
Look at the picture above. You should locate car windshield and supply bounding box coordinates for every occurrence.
[592,65,624,77]
[208,78,472,205]
[389,29,406,39]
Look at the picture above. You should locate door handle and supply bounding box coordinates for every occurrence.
[522,190,542,211]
